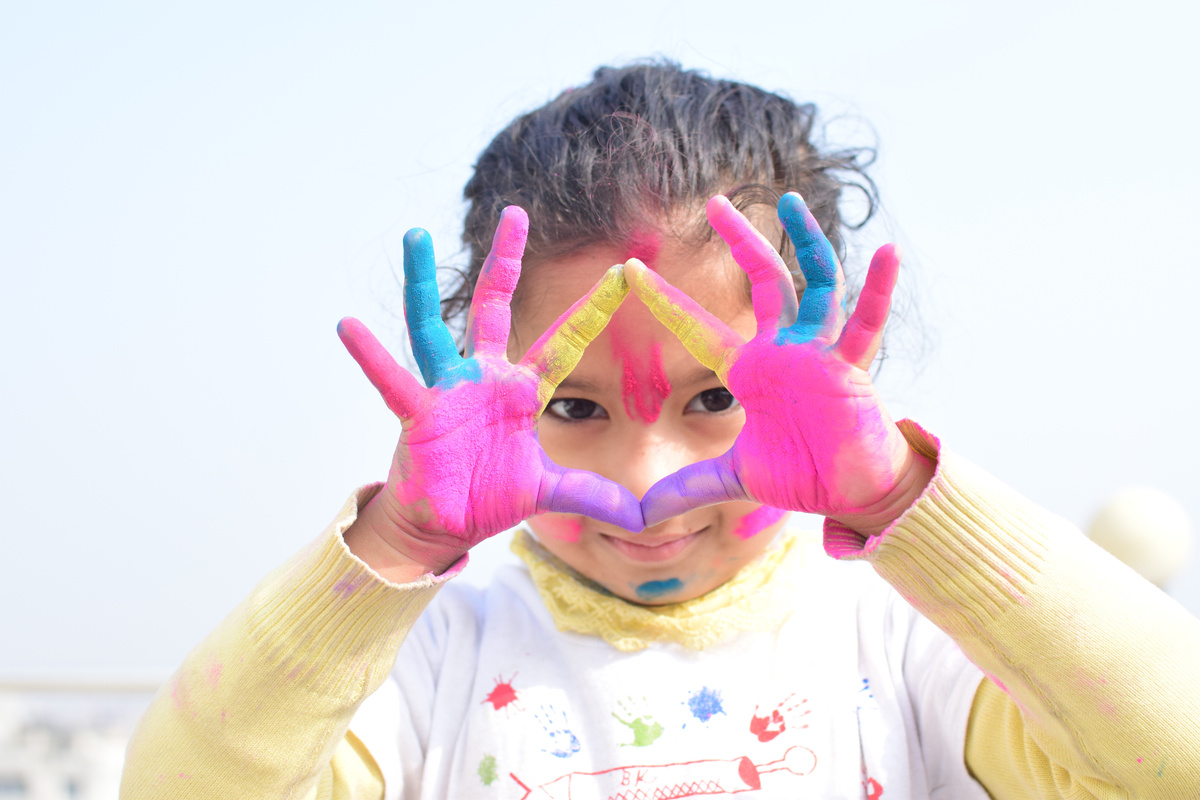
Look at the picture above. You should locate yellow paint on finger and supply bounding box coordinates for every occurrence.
[624,259,739,380]
[532,265,630,407]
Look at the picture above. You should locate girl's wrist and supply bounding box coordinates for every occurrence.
[827,448,936,538]
[343,487,467,582]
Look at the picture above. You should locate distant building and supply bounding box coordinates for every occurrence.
[0,684,156,800]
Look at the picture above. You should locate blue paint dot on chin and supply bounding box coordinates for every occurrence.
[635,578,684,600]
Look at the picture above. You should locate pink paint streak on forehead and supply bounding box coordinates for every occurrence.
[603,249,672,425]
[623,231,661,267]
[609,327,672,424]
[733,505,789,540]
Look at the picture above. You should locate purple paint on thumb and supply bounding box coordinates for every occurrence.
[640,453,749,527]
[538,453,645,532]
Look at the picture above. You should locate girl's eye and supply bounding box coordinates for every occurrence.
[686,387,740,414]
[546,398,608,421]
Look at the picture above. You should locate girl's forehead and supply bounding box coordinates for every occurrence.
[515,239,750,325]
[506,239,755,366]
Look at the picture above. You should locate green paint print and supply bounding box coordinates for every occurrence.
[613,697,664,747]
[477,754,498,786]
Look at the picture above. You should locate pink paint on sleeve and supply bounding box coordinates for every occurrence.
[733,505,789,540]
[207,661,223,689]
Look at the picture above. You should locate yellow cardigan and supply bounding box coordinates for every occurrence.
[120,428,1200,799]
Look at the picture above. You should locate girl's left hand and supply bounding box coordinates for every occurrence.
[626,193,933,537]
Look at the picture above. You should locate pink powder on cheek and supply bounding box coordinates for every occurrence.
[533,514,584,543]
[733,505,789,540]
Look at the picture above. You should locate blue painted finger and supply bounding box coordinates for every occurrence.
[777,193,844,343]
[403,228,461,386]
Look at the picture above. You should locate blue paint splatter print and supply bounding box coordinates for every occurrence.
[686,687,725,722]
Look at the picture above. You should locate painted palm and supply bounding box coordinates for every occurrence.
[627,193,912,528]
[338,207,643,571]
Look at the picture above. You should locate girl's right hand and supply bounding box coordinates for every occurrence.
[338,207,643,580]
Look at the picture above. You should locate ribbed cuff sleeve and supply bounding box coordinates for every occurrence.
[121,485,462,798]
[826,422,1200,797]
[242,484,463,698]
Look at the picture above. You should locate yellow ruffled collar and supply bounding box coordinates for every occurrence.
[510,527,810,652]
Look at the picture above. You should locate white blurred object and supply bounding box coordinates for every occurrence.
[1087,487,1194,587]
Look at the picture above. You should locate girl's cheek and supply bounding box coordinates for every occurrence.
[535,415,570,460]
[732,505,789,540]
[688,409,748,460]
[531,514,584,543]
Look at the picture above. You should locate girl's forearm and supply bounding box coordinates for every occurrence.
[839,423,1200,798]
[120,486,450,799]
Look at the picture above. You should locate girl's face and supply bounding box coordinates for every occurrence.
[508,237,791,605]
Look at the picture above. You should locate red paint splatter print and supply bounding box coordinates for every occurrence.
[483,673,520,711]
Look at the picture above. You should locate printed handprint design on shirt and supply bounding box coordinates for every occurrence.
[748,694,809,742]
[612,696,664,747]
[536,705,581,759]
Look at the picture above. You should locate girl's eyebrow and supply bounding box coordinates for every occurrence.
[678,365,721,388]
[555,375,605,393]
[555,366,720,394]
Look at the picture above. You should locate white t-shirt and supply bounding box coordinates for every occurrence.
[350,530,989,800]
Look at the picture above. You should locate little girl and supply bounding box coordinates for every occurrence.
[120,63,1199,799]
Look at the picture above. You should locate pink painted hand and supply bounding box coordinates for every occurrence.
[339,207,643,576]
[626,193,933,537]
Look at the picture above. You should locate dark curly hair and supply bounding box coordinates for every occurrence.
[442,60,878,331]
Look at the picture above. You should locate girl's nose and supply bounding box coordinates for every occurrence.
[609,429,700,502]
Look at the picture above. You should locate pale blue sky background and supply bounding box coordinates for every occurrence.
[2,0,1197,681]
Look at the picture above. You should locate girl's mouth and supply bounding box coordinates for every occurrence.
[602,530,701,563]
